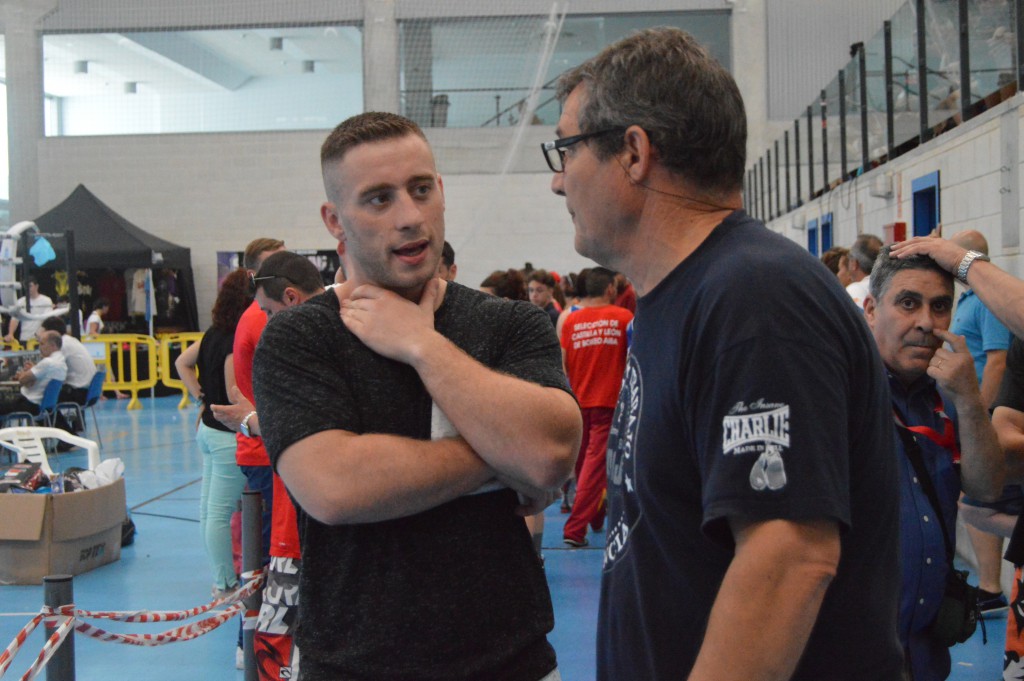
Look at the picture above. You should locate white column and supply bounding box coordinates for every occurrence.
[363,0,400,114]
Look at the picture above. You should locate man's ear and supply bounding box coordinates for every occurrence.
[321,202,346,243]
[863,295,877,327]
[620,125,654,185]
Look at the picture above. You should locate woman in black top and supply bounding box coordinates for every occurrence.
[175,269,253,595]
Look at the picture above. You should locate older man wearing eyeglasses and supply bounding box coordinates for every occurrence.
[545,27,906,681]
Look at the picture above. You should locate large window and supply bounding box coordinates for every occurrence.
[398,11,731,128]
[42,25,363,136]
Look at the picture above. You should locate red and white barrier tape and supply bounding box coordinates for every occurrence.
[17,615,74,681]
[0,615,43,677]
[0,569,263,678]
[70,603,243,646]
[74,569,263,622]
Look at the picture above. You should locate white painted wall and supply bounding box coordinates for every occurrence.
[767,93,1024,279]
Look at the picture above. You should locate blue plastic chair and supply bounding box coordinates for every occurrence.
[3,378,65,429]
[56,369,107,448]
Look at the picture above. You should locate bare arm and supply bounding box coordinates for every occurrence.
[688,518,839,681]
[6,318,19,342]
[931,329,1005,501]
[892,237,1024,338]
[276,430,495,524]
[223,353,236,395]
[15,365,35,387]
[959,501,1017,537]
[174,340,202,401]
[994,406,1024,483]
[341,280,581,492]
[980,349,1008,409]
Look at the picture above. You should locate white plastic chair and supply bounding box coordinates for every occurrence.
[0,426,100,477]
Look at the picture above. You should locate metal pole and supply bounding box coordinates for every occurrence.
[858,43,870,171]
[885,21,895,157]
[20,232,30,319]
[807,106,816,197]
[820,90,829,188]
[774,140,781,217]
[44,574,74,681]
[917,0,931,142]
[66,230,80,338]
[1017,0,1024,92]
[759,157,766,221]
[241,490,263,681]
[958,0,971,122]
[784,130,791,212]
[839,70,848,180]
[766,149,773,220]
[794,119,802,205]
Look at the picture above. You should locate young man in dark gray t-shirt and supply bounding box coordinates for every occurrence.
[254,112,581,681]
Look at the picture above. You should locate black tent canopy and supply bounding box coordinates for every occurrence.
[33,184,199,330]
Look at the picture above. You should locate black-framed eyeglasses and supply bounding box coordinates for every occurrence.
[540,128,625,173]
[249,272,293,293]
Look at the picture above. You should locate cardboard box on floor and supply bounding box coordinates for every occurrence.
[0,478,126,585]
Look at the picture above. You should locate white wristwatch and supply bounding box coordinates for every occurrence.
[955,250,990,284]
[239,410,258,438]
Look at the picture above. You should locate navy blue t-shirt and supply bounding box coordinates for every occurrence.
[598,211,904,680]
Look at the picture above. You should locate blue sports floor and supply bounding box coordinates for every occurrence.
[0,395,1005,680]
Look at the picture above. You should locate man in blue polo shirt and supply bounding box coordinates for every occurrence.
[864,246,1004,680]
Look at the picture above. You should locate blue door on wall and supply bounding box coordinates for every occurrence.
[912,171,940,237]
[821,213,833,251]
[807,218,819,256]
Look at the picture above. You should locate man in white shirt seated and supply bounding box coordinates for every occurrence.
[4,277,54,344]
[0,330,67,415]
[39,316,97,404]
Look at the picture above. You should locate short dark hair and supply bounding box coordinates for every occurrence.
[528,269,555,288]
[41,316,67,335]
[557,27,746,195]
[850,234,883,274]
[441,241,455,268]
[321,112,427,200]
[243,238,285,271]
[869,246,952,301]
[255,251,325,303]
[584,268,616,297]
[92,297,110,312]
[480,269,527,301]
[212,269,254,333]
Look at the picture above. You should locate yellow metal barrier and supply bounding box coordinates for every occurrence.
[159,332,204,409]
[85,334,159,410]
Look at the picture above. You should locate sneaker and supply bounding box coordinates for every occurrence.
[235,646,244,670]
[978,589,1008,618]
[563,537,589,548]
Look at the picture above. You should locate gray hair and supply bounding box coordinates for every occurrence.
[869,246,952,301]
[849,234,883,274]
[556,27,746,196]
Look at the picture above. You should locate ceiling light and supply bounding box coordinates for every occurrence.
[270,37,283,50]
[303,60,315,74]
[124,82,137,94]
[73,60,89,74]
